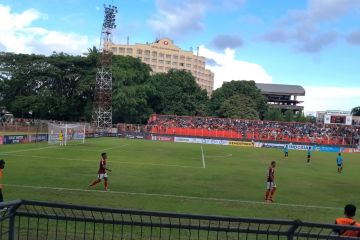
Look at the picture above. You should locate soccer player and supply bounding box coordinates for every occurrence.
[337,153,343,174]
[59,130,64,146]
[0,159,5,202]
[307,146,312,164]
[89,153,111,191]
[265,161,276,203]
[335,204,360,237]
[284,145,289,158]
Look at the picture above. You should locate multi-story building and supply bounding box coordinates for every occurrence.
[110,38,214,95]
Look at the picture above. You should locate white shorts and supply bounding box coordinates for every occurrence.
[266,182,276,189]
[98,173,108,180]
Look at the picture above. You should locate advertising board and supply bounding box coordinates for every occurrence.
[228,141,253,147]
[174,137,228,145]
[3,135,29,144]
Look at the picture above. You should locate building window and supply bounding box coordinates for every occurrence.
[144,50,150,56]
[173,54,178,59]
[172,62,178,66]
[119,48,125,53]
[166,61,171,65]
[126,48,133,54]
[137,49,143,55]
[165,67,170,71]
[186,57,192,61]
[159,53,164,58]
[179,63,184,67]
[159,60,164,64]
[180,55,185,61]
[166,54,171,59]
[112,47,117,53]
[151,59,157,63]
[144,57,150,62]
[158,66,163,70]
[151,65,156,69]
[186,64,191,68]
[152,51,157,57]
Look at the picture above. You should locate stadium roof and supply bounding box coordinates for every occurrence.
[256,83,305,96]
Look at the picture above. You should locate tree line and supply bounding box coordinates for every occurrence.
[1,51,357,124]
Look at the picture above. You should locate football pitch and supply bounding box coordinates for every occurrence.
[1,138,359,223]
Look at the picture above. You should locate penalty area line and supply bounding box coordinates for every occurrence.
[201,146,206,169]
[4,184,341,210]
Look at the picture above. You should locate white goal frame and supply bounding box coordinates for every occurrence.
[48,123,86,146]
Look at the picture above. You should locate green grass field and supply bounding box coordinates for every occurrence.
[1,138,359,223]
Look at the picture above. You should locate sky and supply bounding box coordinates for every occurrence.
[0,0,360,114]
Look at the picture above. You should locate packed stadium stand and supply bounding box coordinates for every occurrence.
[148,115,360,146]
[256,83,305,113]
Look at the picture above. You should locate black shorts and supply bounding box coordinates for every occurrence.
[307,155,311,158]
[337,164,342,167]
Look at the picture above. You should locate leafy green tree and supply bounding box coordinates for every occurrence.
[0,52,96,120]
[284,110,294,122]
[305,115,316,123]
[294,111,307,122]
[351,106,360,116]
[265,108,284,121]
[112,56,154,124]
[211,80,268,119]
[218,94,259,119]
[150,69,210,116]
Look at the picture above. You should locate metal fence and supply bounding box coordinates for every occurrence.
[0,200,359,240]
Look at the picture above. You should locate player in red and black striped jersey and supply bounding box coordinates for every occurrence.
[89,153,111,191]
[265,161,276,203]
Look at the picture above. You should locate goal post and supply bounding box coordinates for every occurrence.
[48,123,86,146]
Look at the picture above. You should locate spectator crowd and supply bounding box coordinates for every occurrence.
[148,115,360,146]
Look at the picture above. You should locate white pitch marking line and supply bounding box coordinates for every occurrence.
[2,153,201,169]
[4,184,342,210]
[102,144,129,151]
[201,146,206,169]
[1,145,59,154]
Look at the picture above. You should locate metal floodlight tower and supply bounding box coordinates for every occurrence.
[93,4,117,129]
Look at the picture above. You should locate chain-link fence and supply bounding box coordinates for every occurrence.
[0,200,359,240]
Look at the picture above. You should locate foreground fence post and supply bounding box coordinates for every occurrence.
[287,220,301,240]
[8,214,15,240]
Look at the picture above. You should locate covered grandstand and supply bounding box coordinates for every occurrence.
[256,83,305,113]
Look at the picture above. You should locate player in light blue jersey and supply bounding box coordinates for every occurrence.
[337,153,343,174]
[307,146,312,164]
[284,145,289,158]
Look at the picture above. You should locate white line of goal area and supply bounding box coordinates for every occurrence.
[201,146,206,169]
[4,184,341,211]
[1,153,202,169]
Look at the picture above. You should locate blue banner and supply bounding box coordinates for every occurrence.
[3,135,29,144]
[319,146,340,152]
[29,134,48,142]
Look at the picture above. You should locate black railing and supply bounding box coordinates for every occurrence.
[0,200,359,239]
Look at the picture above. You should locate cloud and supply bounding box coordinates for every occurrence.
[221,0,246,10]
[302,86,360,113]
[199,45,272,89]
[347,30,360,45]
[261,0,360,52]
[0,4,91,55]
[297,32,338,52]
[147,0,208,38]
[212,34,243,50]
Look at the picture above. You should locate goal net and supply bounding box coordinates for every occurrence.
[48,123,86,146]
